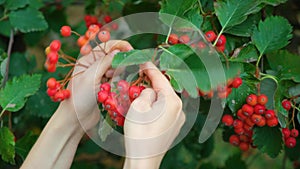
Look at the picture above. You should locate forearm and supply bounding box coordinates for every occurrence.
[21,104,84,169]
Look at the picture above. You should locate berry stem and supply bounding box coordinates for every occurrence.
[61,67,75,87]
[57,63,76,67]
[256,53,264,69]
[131,76,144,86]
[71,31,81,37]
[1,30,14,88]
[292,101,296,129]
[259,73,279,85]
[76,62,89,68]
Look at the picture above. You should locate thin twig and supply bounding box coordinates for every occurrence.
[1,30,14,88]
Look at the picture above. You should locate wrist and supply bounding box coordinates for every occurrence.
[123,156,163,169]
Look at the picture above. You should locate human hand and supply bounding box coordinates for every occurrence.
[57,40,133,132]
[123,62,186,169]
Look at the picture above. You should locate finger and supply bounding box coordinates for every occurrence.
[106,40,133,53]
[131,88,156,112]
[140,62,173,95]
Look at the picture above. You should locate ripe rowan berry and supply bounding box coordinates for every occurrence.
[285,137,296,148]
[104,15,112,23]
[129,86,141,101]
[47,78,57,89]
[246,94,257,106]
[234,127,245,135]
[80,44,92,55]
[222,114,234,126]
[237,109,247,121]
[205,31,217,42]
[282,99,292,111]
[232,77,242,88]
[100,83,111,92]
[239,142,249,151]
[98,30,111,42]
[179,35,190,44]
[257,94,268,105]
[265,110,275,119]
[216,35,226,46]
[242,104,254,116]
[291,129,299,138]
[254,104,265,115]
[60,26,72,37]
[47,52,59,64]
[117,80,129,93]
[77,36,88,47]
[233,119,243,128]
[229,135,240,146]
[62,89,71,99]
[266,117,278,127]
[168,33,179,45]
[49,40,61,52]
[282,128,291,138]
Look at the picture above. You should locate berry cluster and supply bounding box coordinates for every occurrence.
[198,76,243,99]
[45,23,112,102]
[168,33,190,45]
[222,94,280,151]
[84,15,118,30]
[46,78,70,102]
[97,80,145,126]
[45,40,61,72]
[205,30,227,52]
[282,127,298,148]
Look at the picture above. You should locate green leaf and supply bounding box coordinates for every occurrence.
[5,0,29,10]
[98,114,114,142]
[253,126,283,158]
[289,84,300,104]
[170,77,183,93]
[15,132,38,160]
[225,14,260,37]
[297,113,300,128]
[274,83,289,118]
[0,127,15,164]
[9,7,48,33]
[267,50,300,83]
[215,0,260,29]
[0,20,12,37]
[224,152,247,169]
[0,0,5,5]
[252,16,292,55]
[159,0,197,27]
[28,0,44,9]
[0,74,41,112]
[261,0,287,6]
[230,44,259,62]
[112,49,153,68]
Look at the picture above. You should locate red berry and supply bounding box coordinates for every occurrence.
[117,80,129,93]
[197,41,206,49]
[258,94,268,105]
[254,104,265,115]
[47,52,59,64]
[266,117,278,127]
[46,63,56,73]
[237,109,247,121]
[234,127,245,135]
[98,30,110,42]
[282,128,291,138]
[251,114,262,124]
[239,135,250,143]
[100,83,111,92]
[265,110,275,119]
[232,77,242,88]
[285,137,297,148]
[128,86,141,100]
[222,114,234,126]
[282,99,292,111]
[49,40,61,52]
[62,89,71,99]
[216,45,225,52]
[233,119,243,128]
[218,87,232,99]
[216,35,226,46]
[111,23,119,30]
[115,116,125,126]
[77,36,88,47]
[245,118,255,127]
[246,94,257,106]
[229,135,240,146]
[60,26,72,37]
[239,142,249,151]
[205,31,217,42]
[168,34,179,45]
[179,35,190,44]
[47,78,57,89]
[89,16,98,24]
[243,124,253,132]
[291,129,299,138]
[54,91,65,102]
[104,98,117,111]
[242,104,254,116]
[88,24,100,33]
[97,90,109,103]
[85,30,97,40]
[47,88,57,96]
[104,15,112,23]
[256,116,266,127]
[80,44,92,55]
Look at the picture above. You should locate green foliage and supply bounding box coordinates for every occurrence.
[0,74,41,112]
[111,49,153,68]
[224,152,247,169]
[15,132,38,161]
[8,7,48,33]
[0,127,15,164]
[253,126,283,158]
[5,0,28,10]
[252,16,292,55]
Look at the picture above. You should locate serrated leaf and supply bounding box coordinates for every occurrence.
[288,84,300,104]
[230,44,259,62]
[98,114,114,142]
[262,0,287,6]
[0,74,41,112]
[225,14,260,37]
[9,7,48,33]
[215,0,260,29]
[5,0,29,10]
[112,49,153,68]
[260,78,277,110]
[170,77,183,93]
[252,16,292,55]
[28,0,44,9]
[0,20,12,37]
[267,50,300,83]
[15,132,38,160]
[253,126,283,158]
[1,57,8,77]
[0,127,15,164]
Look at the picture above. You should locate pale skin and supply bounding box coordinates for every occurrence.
[21,40,185,169]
